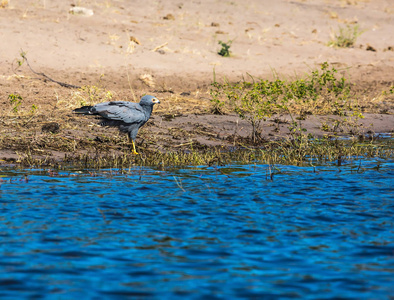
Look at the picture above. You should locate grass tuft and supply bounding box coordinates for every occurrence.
[328,25,364,48]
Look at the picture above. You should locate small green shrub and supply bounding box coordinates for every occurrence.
[328,25,363,48]
[218,40,232,57]
[210,80,227,114]
[8,94,23,113]
[210,63,362,143]
[30,104,38,114]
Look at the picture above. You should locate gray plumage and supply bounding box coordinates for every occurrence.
[73,95,160,154]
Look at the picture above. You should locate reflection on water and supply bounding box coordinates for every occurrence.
[0,159,393,298]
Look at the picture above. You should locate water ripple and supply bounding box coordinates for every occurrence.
[0,158,393,298]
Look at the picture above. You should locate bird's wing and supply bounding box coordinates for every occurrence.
[92,101,145,124]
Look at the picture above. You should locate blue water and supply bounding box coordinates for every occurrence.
[1,159,393,299]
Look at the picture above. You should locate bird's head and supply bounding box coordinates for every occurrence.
[140,95,160,106]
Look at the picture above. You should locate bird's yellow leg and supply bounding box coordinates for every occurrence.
[127,135,139,155]
[131,140,139,155]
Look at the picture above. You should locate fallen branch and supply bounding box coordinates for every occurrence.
[15,51,81,89]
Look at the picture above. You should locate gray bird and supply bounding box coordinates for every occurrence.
[73,95,160,154]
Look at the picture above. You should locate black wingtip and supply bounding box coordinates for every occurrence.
[73,106,93,114]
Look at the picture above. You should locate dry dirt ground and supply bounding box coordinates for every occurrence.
[0,0,393,163]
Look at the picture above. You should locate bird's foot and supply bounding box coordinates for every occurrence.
[130,140,139,155]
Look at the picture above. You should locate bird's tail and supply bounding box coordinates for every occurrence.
[73,106,93,114]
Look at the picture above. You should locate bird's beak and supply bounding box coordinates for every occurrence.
[153,98,160,104]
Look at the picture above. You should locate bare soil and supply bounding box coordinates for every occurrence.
[1,0,393,164]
